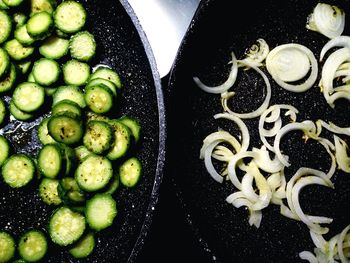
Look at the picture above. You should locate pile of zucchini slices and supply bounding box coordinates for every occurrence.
[0,0,142,262]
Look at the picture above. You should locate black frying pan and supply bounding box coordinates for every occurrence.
[0,0,165,262]
[166,0,350,262]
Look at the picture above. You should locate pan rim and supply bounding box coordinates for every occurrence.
[118,1,166,262]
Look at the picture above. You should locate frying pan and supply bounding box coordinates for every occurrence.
[0,0,166,262]
[166,0,350,262]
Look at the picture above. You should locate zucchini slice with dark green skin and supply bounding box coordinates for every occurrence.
[48,206,86,246]
[51,99,82,117]
[26,11,53,39]
[85,193,117,231]
[9,100,35,121]
[48,112,83,145]
[0,135,9,167]
[4,39,34,61]
[84,83,114,114]
[90,66,122,89]
[0,231,16,263]
[75,154,113,192]
[18,230,48,262]
[118,115,142,143]
[52,85,86,108]
[39,178,62,205]
[0,47,10,78]
[12,82,45,112]
[63,59,90,86]
[69,232,95,259]
[0,10,12,44]
[39,35,69,60]
[37,143,63,178]
[53,1,86,34]
[69,31,96,62]
[119,157,142,188]
[1,153,35,188]
[0,98,6,125]
[106,120,131,160]
[83,120,113,155]
[57,177,85,205]
[0,63,17,94]
[32,58,60,86]
[37,116,56,145]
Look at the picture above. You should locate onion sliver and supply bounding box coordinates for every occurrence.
[299,251,318,263]
[306,3,345,39]
[193,52,238,94]
[266,43,318,93]
[274,121,317,167]
[337,224,350,263]
[221,59,271,119]
[241,38,270,68]
[320,36,350,61]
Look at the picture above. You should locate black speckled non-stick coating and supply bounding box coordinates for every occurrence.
[0,0,165,262]
[167,0,350,262]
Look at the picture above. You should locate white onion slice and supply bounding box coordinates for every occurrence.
[291,176,333,234]
[193,52,238,94]
[306,3,345,39]
[274,121,317,167]
[252,146,284,173]
[221,59,271,119]
[266,43,318,93]
[299,251,318,263]
[214,113,250,152]
[338,224,350,263]
[334,135,350,173]
[241,38,270,68]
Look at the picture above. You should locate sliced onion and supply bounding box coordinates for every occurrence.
[252,146,284,173]
[306,3,345,39]
[274,121,317,167]
[334,135,350,173]
[266,43,318,93]
[338,224,350,263]
[240,38,270,68]
[221,59,271,119]
[214,112,250,151]
[299,251,318,263]
[193,52,238,94]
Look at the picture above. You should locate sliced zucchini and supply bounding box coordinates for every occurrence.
[0,0,9,9]
[0,10,12,44]
[60,143,76,176]
[90,66,122,89]
[4,39,34,61]
[0,231,15,263]
[18,230,48,262]
[1,153,35,188]
[69,232,95,259]
[47,111,83,145]
[37,143,63,178]
[0,135,10,167]
[85,193,117,231]
[69,31,96,62]
[51,99,82,117]
[63,59,90,86]
[53,1,86,34]
[83,120,113,155]
[39,35,69,59]
[103,173,119,195]
[0,47,10,78]
[2,0,23,7]
[39,178,62,205]
[84,83,114,114]
[106,120,131,160]
[119,157,142,188]
[27,71,35,82]
[12,82,45,112]
[0,98,5,125]
[37,117,56,145]
[49,206,86,246]
[26,11,53,39]
[0,63,17,94]
[57,177,85,205]
[14,24,36,46]
[9,100,35,121]
[75,154,113,192]
[31,0,56,14]
[86,78,117,97]
[32,58,60,86]
[119,115,142,143]
[74,145,92,162]
[13,12,27,27]
[52,85,86,108]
